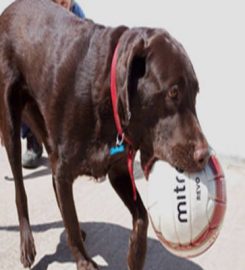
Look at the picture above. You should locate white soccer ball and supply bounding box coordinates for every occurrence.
[147,155,226,257]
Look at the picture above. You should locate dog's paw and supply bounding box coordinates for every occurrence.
[20,232,36,268]
[77,260,98,270]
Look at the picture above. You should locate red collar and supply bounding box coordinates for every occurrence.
[110,43,137,201]
[110,44,123,138]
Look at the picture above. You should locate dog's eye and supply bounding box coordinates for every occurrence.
[168,85,179,99]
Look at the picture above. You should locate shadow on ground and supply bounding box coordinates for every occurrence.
[4,160,145,182]
[4,157,51,181]
[0,221,203,270]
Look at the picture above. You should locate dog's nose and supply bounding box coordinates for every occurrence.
[193,147,210,168]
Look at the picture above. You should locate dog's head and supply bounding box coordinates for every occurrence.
[115,28,209,177]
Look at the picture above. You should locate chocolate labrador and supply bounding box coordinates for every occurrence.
[0,0,209,269]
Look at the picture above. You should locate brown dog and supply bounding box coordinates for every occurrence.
[0,0,209,269]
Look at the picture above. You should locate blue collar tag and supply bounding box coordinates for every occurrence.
[110,144,125,156]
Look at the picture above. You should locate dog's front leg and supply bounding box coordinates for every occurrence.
[128,202,148,270]
[109,164,148,270]
[53,171,97,270]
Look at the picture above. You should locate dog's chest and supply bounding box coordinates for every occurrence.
[79,143,111,178]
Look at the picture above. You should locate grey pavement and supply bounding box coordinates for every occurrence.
[0,143,245,270]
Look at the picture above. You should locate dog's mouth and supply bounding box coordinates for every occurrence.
[167,142,210,172]
[175,167,184,173]
[141,150,186,179]
[142,151,209,179]
[141,141,210,179]
[142,157,158,179]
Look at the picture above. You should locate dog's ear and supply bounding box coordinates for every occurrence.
[116,32,146,128]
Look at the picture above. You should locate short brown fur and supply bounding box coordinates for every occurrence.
[0,0,209,269]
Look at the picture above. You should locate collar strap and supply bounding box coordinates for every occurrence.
[110,43,137,201]
[110,43,123,137]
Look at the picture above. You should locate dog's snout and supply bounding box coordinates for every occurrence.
[193,147,210,167]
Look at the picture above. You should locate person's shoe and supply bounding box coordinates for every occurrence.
[22,135,43,169]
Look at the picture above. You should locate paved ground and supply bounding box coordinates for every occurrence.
[0,143,245,270]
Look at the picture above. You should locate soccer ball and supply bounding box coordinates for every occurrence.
[147,155,226,258]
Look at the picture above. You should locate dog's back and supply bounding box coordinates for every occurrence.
[0,0,92,94]
[0,0,130,178]
[0,0,125,151]
[0,0,87,145]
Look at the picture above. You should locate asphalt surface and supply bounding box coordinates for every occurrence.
[0,143,245,270]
